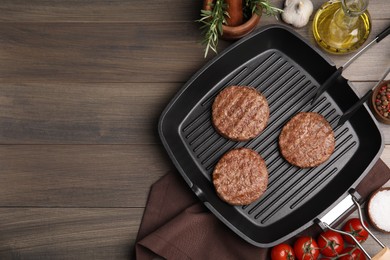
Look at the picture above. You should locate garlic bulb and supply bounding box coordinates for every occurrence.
[282,0,313,28]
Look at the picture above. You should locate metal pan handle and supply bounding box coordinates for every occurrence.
[317,189,360,229]
[317,189,388,260]
[376,25,390,43]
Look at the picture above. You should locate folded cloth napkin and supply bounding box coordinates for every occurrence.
[135,159,390,260]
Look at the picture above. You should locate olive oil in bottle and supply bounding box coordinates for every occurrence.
[313,0,371,54]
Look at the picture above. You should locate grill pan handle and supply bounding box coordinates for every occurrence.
[317,189,360,228]
[317,190,389,260]
[376,25,390,43]
[311,25,390,104]
[336,67,390,127]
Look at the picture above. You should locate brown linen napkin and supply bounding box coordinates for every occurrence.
[135,159,390,260]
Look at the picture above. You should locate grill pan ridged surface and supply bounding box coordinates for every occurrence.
[159,25,383,247]
[181,50,358,226]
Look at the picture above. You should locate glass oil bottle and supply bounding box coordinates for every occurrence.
[312,0,371,54]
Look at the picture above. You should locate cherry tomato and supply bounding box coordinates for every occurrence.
[271,243,295,260]
[339,247,366,260]
[317,230,344,257]
[293,236,319,260]
[342,218,369,244]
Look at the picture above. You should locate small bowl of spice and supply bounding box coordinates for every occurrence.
[367,187,390,233]
[371,80,390,124]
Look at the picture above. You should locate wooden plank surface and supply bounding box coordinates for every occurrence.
[0,22,204,83]
[0,22,388,83]
[0,83,179,144]
[0,208,142,260]
[0,0,389,259]
[0,1,202,22]
[0,145,173,207]
[0,0,388,21]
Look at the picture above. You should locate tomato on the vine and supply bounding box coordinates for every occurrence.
[271,243,295,260]
[293,236,319,260]
[317,230,344,257]
[342,218,369,244]
[339,247,366,260]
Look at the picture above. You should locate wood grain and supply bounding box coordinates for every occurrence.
[0,145,173,207]
[0,20,388,83]
[1,0,388,22]
[0,83,179,144]
[0,208,142,260]
[0,22,204,83]
[0,0,202,22]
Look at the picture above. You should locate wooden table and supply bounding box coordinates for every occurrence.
[0,1,389,259]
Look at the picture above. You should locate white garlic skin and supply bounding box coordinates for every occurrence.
[282,0,314,28]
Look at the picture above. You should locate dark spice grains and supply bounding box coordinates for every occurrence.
[375,83,390,118]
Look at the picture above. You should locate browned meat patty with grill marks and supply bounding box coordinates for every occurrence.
[212,148,268,205]
[212,86,269,141]
[279,112,335,168]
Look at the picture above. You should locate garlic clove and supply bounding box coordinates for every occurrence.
[282,0,313,28]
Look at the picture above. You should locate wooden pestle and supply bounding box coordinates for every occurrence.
[225,0,243,26]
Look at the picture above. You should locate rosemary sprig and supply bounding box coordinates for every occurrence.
[197,0,228,58]
[198,0,283,58]
[245,0,284,18]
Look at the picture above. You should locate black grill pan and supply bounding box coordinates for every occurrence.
[158,25,383,247]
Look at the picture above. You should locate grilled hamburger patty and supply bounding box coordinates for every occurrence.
[279,112,335,168]
[213,148,268,205]
[212,86,269,141]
